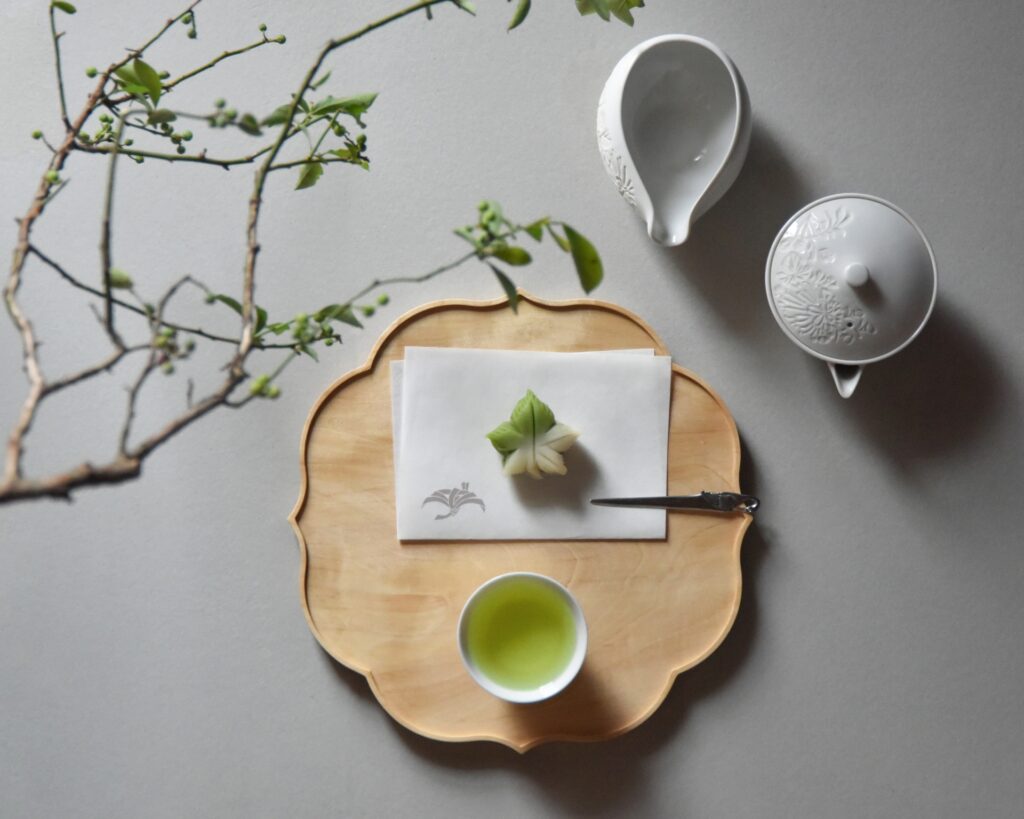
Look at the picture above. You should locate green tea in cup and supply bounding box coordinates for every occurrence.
[458,572,587,703]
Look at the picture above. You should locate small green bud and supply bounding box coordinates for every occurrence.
[267,386,281,399]
[161,122,173,133]
[376,293,390,306]
[214,98,226,109]
[108,268,133,289]
[170,135,181,143]
[182,12,193,24]
[31,130,43,140]
[183,339,196,353]
[176,145,186,155]
[258,23,268,32]
[162,362,175,375]
[187,29,197,39]
[224,108,237,120]
[98,113,112,124]
[361,305,375,318]
[159,326,174,338]
[154,336,167,349]
[294,312,308,324]
[78,133,91,144]
[249,375,270,396]
[204,294,215,304]
[324,338,334,346]
[158,70,170,79]
[274,34,286,44]
[85,67,98,78]
[181,130,193,141]
[45,170,60,183]
[124,138,134,146]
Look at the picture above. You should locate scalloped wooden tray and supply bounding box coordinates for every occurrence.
[290,292,751,752]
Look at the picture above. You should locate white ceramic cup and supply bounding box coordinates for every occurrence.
[457,572,587,704]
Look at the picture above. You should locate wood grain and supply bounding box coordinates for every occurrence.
[290,292,751,752]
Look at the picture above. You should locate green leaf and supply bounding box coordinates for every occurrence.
[147,109,177,125]
[51,2,77,14]
[488,263,519,312]
[486,421,523,454]
[454,0,477,14]
[563,225,603,293]
[209,294,243,315]
[508,0,531,30]
[491,245,532,266]
[311,70,332,90]
[510,389,555,438]
[237,113,262,136]
[576,0,643,23]
[267,321,291,335]
[546,223,571,252]
[311,92,378,127]
[314,303,362,328]
[107,268,133,289]
[327,142,369,170]
[295,161,324,190]
[578,0,610,20]
[262,105,294,127]
[300,344,319,362]
[132,58,162,106]
[113,65,148,100]
[255,306,268,334]
[523,218,548,242]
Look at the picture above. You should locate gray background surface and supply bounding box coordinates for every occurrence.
[2,1,1023,816]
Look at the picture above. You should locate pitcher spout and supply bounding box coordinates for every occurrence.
[646,212,690,247]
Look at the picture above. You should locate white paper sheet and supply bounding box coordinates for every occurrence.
[392,347,671,540]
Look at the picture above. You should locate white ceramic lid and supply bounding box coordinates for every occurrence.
[766,193,937,365]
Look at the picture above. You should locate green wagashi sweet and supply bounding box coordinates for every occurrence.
[486,390,579,479]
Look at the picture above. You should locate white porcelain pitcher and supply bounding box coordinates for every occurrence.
[597,35,751,246]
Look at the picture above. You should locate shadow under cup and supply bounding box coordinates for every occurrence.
[457,573,588,704]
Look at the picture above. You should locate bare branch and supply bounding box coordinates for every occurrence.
[45,345,149,396]
[74,141,276,170]
[27,246,299,349]
[99,115,129,349]
[48,6,71,130]
[164,35,281,91]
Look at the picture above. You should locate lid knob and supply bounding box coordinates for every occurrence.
[843,262,870,287]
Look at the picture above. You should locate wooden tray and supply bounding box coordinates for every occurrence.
[290,292,751,752]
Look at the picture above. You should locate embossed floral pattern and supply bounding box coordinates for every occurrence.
[772,206,876,346]
[596,101,638,209]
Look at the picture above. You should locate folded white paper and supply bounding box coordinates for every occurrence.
[392,347,671,540]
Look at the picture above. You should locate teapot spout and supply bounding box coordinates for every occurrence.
[828,363,863,398]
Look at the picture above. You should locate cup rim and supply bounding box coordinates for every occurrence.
[457,572,588,704]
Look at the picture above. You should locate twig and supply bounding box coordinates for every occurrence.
[45,345,149,396]
[345,250,477,304]
[48,5,70,130]
[74,141,275,170]
[99,114,129,349]
[26,246,300,349]
[164,36,280,90]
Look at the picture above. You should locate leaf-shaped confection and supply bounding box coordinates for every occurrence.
[487,390,578,479]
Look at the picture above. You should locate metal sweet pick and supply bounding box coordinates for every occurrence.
[590,492,760,515]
